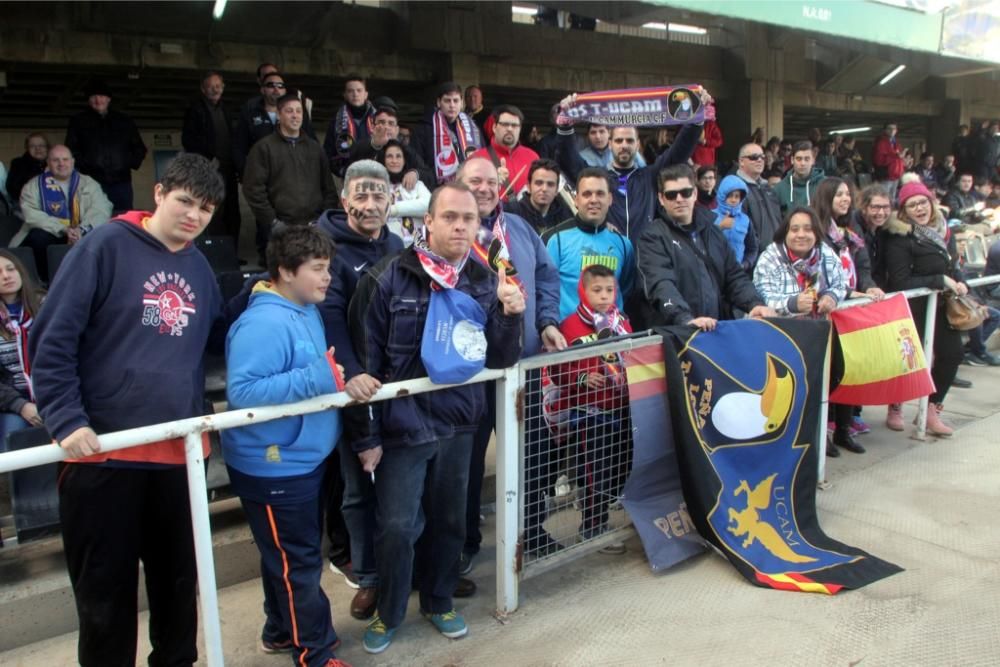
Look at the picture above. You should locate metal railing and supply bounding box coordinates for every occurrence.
[2,276,999,662]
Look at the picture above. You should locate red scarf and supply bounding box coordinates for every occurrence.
[412,227,469,290]
[575,276,629,380]
[432,110,478,183]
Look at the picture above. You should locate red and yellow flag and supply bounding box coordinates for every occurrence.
[830,294,935,405]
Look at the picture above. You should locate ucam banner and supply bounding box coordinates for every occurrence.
[620,343,706,571]
[661,319,902,594]
[556,85,716,128]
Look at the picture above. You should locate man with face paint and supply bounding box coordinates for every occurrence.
[243,93,336,263]
[314,159,403,620]
[555,89,713,243]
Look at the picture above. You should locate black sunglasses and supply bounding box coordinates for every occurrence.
[662,187,695,201]
[741,153,765,161]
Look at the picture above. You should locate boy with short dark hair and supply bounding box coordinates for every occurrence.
[550,265,633,541]
[222,225,350,667]
[29,153,226,666]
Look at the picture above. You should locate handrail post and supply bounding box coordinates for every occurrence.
[494,364,521,616]
[184,432,225,666]
[914,291,938,441]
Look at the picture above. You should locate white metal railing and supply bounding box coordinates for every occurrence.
[2,276,999,661]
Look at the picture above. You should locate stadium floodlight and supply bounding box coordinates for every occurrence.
[212,0,227,20]
[879,65,906,85]
[668,22,707,34]
[829,126,872,135]
[512,4,538,15]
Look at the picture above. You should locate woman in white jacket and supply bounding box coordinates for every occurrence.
[754,206,847,317]
[379,139,430,247]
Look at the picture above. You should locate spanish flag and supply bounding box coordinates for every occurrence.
[830,294,935,405]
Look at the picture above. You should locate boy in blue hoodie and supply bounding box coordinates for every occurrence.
[222,225,350,667]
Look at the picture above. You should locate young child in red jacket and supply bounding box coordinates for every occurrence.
[550,264,633,539]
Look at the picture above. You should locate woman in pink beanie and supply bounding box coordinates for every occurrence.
[882,181,968,436]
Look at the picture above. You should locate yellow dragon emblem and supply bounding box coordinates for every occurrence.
[727,473,817,564]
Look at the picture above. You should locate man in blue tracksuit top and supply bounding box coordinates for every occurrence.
[222,225,349,667]
[542,167,636,319]
[553,89,714,244]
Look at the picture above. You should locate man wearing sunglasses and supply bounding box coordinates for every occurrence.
[634,164,775,331]
[233,71,317,176]
[735,142,784,256]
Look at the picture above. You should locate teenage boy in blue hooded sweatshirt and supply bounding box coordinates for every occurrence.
[222,224,351,667]
[28,153,225,667]
[713,174,759,272]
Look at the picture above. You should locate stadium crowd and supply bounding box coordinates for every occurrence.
[1,67,999,667]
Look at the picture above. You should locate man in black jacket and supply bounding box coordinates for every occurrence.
[635,164,774,330]
[6,132,49,204]
[735,142,784,255]
[182,71,239,242]
[232,72,317,177]
[65,78,147,213]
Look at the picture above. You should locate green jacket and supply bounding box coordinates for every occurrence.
[773,168,826,214]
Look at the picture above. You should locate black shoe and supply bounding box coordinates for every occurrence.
[952,376,974,389]
[458,551,474,576]
[453,577,476,598]
[833,431,866,454]
[963,351,987,367]
[975,351,1000,366]
[523,533,564,558]
[825,440,841,457]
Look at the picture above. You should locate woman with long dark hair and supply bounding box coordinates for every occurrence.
[377,138,430,247]
[813,177,885,454]
[0,249,45,449]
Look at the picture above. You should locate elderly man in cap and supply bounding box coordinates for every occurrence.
[65,78,148,213]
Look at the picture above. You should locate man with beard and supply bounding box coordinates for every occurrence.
[542,167,635,319]
[554,90,710,243]
[471,105,539,202]
[457,157,564,580]
[504,158,572,236]
[578,123,646,170]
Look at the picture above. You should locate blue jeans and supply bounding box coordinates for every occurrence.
[0,412,30,452]
[374,433,473,629]
[966,306,1000,355]
[338,437,378,588]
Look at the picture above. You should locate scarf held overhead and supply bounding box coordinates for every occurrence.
[557,85,716,127]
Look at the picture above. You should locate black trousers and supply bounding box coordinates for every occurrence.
[58,463,198,667]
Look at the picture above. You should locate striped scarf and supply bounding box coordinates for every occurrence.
[333,103,375,156]
[39,171,81,227]
[412,227,469,290]
[432,110,479,183]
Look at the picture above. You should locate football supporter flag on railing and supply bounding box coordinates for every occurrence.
[829,293,935,405]
[661,319,902,594]
[619,343,706,571]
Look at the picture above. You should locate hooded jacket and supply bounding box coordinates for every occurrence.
[347,247,523,452]
[634,207,764,329]
[773,167,826,213]
[882,211,961,294]
[713,175,758,268]
[557,122,701,243]
[28,213,224,465]
[222,283,342,480]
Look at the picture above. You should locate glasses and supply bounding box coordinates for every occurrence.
[867,204,892,212]
[496,121,521,129]
[662,187,695,201]
[905,198,931,211]
[264,82,286,89]
[741,153,765,161]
